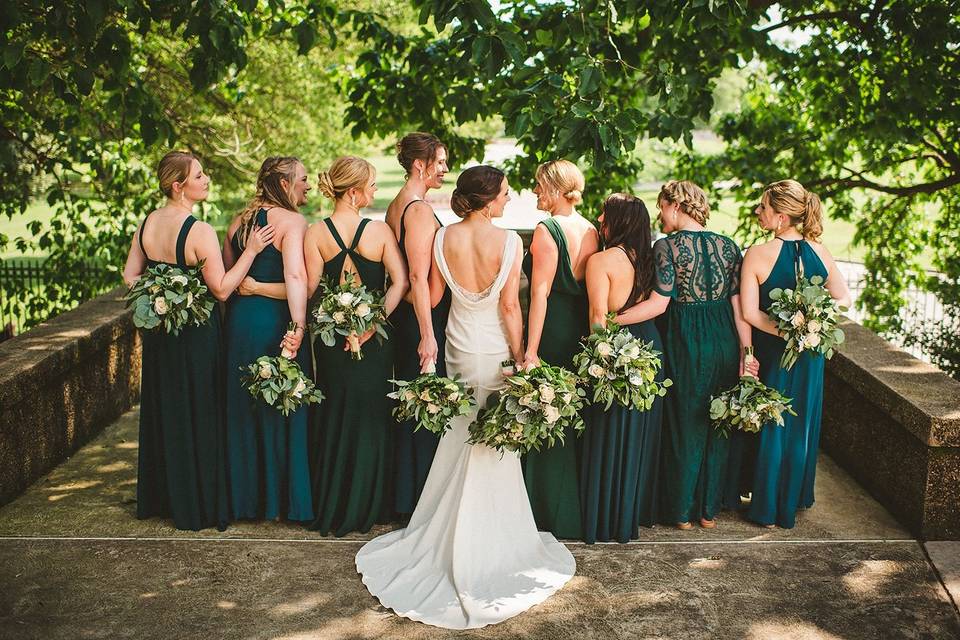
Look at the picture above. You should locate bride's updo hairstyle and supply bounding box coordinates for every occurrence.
[763,179,824,241]
[536,159,584,205]
[318,156,375,202]
[396,132,446,179]
[450,165,505,218]
[157,151,197,198]
[658,180,710,225]
[601,193,655,305]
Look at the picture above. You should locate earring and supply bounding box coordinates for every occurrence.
[350,194,356,209]
[776,216,783,233]
[418,168,424,180]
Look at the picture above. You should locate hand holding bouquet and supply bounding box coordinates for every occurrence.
[125,261,214,335]
[241,323,323,416]
[310,272,387,360]
[468,363,586,455]
[388,362,476,436]
[768,274,846,370]
[573,315,673,410]
[709,372,796,438]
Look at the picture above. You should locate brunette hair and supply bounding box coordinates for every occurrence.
[318,156,375,201]
[449,166,505,218]
[763,179,824,240]
[602,193,655,306]
[396,132,446,178]
[658,180,710,225]
[235,156,302,250]
[157,151,197,198]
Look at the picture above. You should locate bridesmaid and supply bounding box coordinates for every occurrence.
[223,156,313,522]
[307,157,408,536]
[385,132,451,519]
[616,180,756,530]
[581,194,664,543]
[740,179,850,528]
[122,151,275,531]
[521,159,599,540]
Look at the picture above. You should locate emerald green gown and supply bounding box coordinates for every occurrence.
[748,239,828,528]
[309,218,394,536]
[392,201,450,517]
[521,217,588,539]
[655,231,742,524]
[224,208,314,522]
[136,214,230,531]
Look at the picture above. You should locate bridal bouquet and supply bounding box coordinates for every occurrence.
[573,315,673,410]
[310,272,388,360]
[709,372,796,438]
[768,274,846,370]
[468,362,586,455]
[388,363,476,436]
[125,261,214,335]
[240,323,323,416]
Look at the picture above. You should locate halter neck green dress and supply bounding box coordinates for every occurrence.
[655,231,742,525]
[136,214,229,531]
[748,239,828,528]
[521,216,588,539]
[309,218,394,536]
[224,208,314,522]
[392,201,451,518]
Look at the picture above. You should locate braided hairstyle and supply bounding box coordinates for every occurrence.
[763,179,824,240]
[601,193,655,307]
[317,156,375,203]
[658,180,711,226]
[235,156,302,250]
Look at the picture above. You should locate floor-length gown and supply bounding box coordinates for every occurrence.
[356,228,575,630]
[392,199,451,517]
[136,214,229,531]
[655,231,741,524]
[522,217,587,539]
[224,208,313,521]
[309,218,393,536]
[748,239,829,528]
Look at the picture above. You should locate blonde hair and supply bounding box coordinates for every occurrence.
[235,156,302,250]
[318,156,375,203]
[658,180,711,225]
[536,159,585,205]
[763,179,823,240]
[157,151,197,198]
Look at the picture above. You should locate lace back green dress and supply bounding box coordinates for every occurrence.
[521,217,588,539]
[136,214,230,531]
[655,231,742,524]
[309,218,394,536]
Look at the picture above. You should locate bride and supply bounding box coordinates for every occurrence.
[355,165,576,629]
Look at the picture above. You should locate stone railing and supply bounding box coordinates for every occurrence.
[0,287,140,507]
[822,319,960,540]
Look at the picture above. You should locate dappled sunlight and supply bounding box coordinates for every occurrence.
[688,557,727,570]
[216,600,237,610]
[271,609,396,640]
[140,592,158,599]
[95,461,132,473]
[842,560,903,597]
[47,494,71,502]
[44,480,102,492]
[268,593,332,616]
[746,620,845,639]
[170,578,190,587]
[115,441,139,450]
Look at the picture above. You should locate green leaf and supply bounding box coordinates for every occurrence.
[578,66,601,97]
[294,21,316,55]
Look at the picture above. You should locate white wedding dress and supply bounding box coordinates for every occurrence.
[355,227,576,629]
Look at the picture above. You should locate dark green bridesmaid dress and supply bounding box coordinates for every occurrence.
[521,216,588,539]
[392,200,450,518]
[224,208,313,521]
[136,214,229,531]
[748,239,829,528]
[309,218,394,536]
[655,231,742,525]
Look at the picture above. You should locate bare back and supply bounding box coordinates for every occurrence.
[139,208,195,265]
[551,214,599,281]
[439,222,510,294]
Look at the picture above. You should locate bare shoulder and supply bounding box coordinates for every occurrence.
[405,199,435,220]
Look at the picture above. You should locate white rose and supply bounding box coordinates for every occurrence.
[292,379,306,398]
[403,390,416,402]
[622,344,640,359]
[337,292,355,306]
[355,303,371,318]
[628,373,642,386]
[562,392,573,404]
[805,332,822,348]
[791,311,806,328]
[543,405,561,424]
[519,393,537,408]
[538,384,555,402]
[588,364,606,378]
[332,311,346,324]
[153,297,169,315]
[806,319,822,334]
[419,390,432,402]
[596,342,613,357]
[258,364,272,379]
[447,391,460,402]
[427,403,440,414]
[171,275,189,286]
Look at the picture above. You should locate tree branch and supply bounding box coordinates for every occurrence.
[812,172,960,198]
[759,10,863,34]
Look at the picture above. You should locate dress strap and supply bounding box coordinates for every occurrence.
[137,214,151,262]
[175,216,197,268]
[349,218,371,251]
[540,217,578,288]
[324,217,348,252]
[398,198,423,249]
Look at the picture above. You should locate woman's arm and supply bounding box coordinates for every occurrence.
[499,238,526,363]
[122,221,147,287]
[194,223,276,302]
[585,253,610,330]
[614,292,669,325]
[739,248,780,337]
[237,278,287,299]
[731,294,759,376]
[404,204,441,371]
[303,223,326,300]
[523,224,559,367]
[280,215,309,355]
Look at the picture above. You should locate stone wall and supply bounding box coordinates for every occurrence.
[0,287,140,507]
[822,319,960,540]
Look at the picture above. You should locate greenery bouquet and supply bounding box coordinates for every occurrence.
[240,323,323,416]
[125,261,214,335]
[709,352,796,439]
[573,315,673,410]
[768,274,847,370]
[388,362,476,436]
[310,272,387,360]
[468,362,586,455]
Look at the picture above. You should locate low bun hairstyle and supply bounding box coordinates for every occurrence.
[396,132,446,178]
[763,179,824,240]
[658,180,710,226]
[450,165,505,218]
[317,156,375,202]
[601,193,655,306]
[536,159,585,206]
[157,151,197,198]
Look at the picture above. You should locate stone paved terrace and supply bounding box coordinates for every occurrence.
[1,407,959,640]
